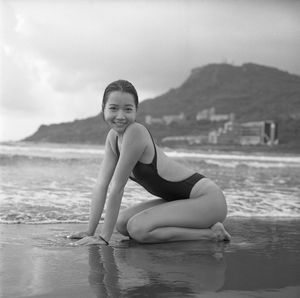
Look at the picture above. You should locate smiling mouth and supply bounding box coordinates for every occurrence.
[114,122,127,127]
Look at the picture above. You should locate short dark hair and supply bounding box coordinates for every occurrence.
[102,80,139,113]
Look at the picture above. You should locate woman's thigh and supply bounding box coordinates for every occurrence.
[116,198,165,234]
[128,184,227,232]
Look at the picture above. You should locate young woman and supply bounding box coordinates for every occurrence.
[68,80,231,245]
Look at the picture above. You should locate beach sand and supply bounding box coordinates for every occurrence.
[1,218,300,298]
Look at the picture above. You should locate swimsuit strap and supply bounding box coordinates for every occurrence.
[114,127,157,167]
[115,136,120,157]
[144,127,158,169]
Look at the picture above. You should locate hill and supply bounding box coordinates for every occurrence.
[24,63,300,148]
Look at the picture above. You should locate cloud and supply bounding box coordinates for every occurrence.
[2,1,194,96]
[1,0,300,141]
[1,48,34,113]
[3,1,300,96]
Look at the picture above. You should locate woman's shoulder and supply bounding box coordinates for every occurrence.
[106,123,149,144]
[122,124,151,149]
[125,122,148,135]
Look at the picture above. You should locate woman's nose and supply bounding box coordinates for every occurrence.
[116,110,125,119]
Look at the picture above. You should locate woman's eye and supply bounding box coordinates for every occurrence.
[109,107,117,111]
[125,108,133,112]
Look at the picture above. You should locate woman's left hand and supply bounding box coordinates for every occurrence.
[70,236,107,246]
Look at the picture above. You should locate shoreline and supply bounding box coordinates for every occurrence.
[163,142,300,155]
[1,215,300,226]
[1,140,300,156]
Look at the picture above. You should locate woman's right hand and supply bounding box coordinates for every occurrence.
[67,231,91,239]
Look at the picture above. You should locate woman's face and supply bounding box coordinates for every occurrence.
[103,91,137,134]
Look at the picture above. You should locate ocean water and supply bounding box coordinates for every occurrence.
[0,142,299,224]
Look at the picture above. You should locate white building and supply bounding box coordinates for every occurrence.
[209,120,278,145]
[145,115,165,125]
[163,113,186,125]
[196,107,235,122]
[145,113,186,126]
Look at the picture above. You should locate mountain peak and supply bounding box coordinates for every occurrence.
[24,63,300,147]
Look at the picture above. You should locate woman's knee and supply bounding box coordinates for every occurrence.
[127,217,149,243]
[116,212,130,236]
[210,187,228,222]
[195,180,228,223]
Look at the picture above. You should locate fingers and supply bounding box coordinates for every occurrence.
[76,237,94,245]
[68,236,106,247]
[66,231,87,239]
[66,234,81,239]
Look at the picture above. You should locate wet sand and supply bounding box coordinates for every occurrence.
[1,218,300,298]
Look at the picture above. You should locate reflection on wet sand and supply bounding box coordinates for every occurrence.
[2,220,300,297]
[88,241,227,297]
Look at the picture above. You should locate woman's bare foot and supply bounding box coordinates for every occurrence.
[211,222,231,241]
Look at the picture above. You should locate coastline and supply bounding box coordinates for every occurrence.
[162,142,300,155]
[2,140,300,156]
[1,218,300,298]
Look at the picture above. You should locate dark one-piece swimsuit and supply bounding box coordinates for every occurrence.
[115,129,205,201]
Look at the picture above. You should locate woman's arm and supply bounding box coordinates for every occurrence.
[101,124,146,242]
[68,130,118,240]
[87,130,119,236]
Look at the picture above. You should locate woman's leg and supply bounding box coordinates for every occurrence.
[126,180,231,243]
[116,198,165,236]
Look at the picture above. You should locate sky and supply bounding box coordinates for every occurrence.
[1,0,300,141]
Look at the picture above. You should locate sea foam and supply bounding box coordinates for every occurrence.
[0,143,299,224]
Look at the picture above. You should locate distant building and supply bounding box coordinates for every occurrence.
[209,120,278,145]
[196,108,215,121]
[239,122,264,145]
[161,120,278,146]
[163,113,186,125]
[145,115,164,125]
[145,113,186,126]
[146,107,278,146]
[210,113,235,122]
[241,121,278,145]
[196,107,235,122]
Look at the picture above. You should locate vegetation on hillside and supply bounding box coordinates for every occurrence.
[24,63,300,149]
